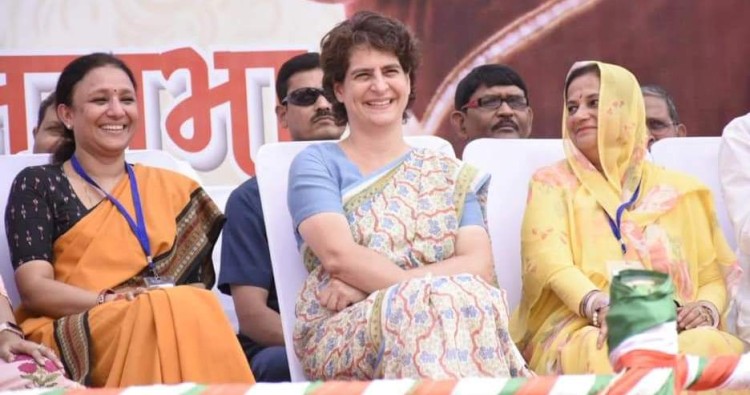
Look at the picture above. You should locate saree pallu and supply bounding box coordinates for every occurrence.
[293,149,529,380]
[16,165,254,387]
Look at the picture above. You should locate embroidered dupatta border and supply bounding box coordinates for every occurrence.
[153,187,224,288]
[121,188,224,289]
[54,312,92,385]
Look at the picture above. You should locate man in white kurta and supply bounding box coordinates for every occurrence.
[720,112,750,343]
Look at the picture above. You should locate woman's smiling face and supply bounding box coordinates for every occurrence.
[59,65,138,157]
[334,45,411,131]
[566,72,601,169]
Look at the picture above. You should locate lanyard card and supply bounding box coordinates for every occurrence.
[144,276,176,289]
[606,260,645,278]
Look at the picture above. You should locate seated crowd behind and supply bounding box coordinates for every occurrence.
[2,9,749,389]
[217,51,345,382]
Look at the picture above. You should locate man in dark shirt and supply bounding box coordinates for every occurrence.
[218,52,345,382]
[450,64,533,158]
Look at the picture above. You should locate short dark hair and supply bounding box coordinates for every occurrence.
[35,93,56,131]
[565,63,600,97]
[641,84,680,124]
[454,64,529,110]
[320,11,420,124]
[52,53,137,164]
[275,52,322,103]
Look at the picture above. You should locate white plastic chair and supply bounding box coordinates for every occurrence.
[462,138,565,311]
[0,154,51,306]
[651,137,736,250]
[0,150,203,308]
[255,136,454,382]
[204,185,240,332]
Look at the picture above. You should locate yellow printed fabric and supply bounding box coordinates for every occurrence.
[510,61,743,374]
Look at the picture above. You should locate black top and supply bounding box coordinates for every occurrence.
[5,165,95,269]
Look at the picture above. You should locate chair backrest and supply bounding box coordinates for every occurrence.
[0,150,202,308]
[651,137,736,250]
[204,185,239,332]
[462,138,565,311]
[0,154,51,306]
[255,136,454,382]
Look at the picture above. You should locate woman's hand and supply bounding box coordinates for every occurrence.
[318,278,367,312]
[105,287,148,302]
[0,332,64,369]
[596,305,610,349]
[677,302,715,331]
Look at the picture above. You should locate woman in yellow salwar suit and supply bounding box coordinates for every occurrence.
[4,53,254,387]
[510,61,744,375]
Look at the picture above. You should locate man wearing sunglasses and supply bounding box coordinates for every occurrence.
[218,52,344,382]
[642,84,687,149]
[450,64,533,157]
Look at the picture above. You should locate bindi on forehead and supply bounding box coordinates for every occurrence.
[87,86,133,95]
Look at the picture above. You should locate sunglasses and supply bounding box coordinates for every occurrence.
[281,87,334,106]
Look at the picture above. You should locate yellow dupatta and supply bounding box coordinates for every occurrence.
[511,62,741,372]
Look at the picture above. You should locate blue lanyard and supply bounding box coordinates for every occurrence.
[70,155,157,277]
[606,182,641,255]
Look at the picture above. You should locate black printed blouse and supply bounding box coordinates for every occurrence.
[4,165,92,269]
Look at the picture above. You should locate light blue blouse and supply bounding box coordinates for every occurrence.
[287,142,483,246]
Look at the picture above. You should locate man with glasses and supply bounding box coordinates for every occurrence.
[218,52,344,382]
[642,85,687,148]
[450,64,533,157]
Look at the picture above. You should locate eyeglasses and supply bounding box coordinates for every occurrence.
[281,87,333,106]
[462,94,528,111]
[646,119,677,132]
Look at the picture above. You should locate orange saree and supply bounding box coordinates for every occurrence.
[15,165,254,387]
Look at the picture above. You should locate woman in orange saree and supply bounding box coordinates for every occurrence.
[5,53,254,387]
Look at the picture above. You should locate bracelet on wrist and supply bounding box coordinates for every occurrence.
[698,302,719,328]
[0,322,24,339]
[579,290,599,317]
[96,289,115,305]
